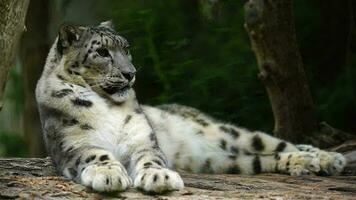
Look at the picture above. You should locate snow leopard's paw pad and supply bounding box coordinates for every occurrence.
[81,161,132,192]
[134,168,184,193]
[317,151,346,175]
[279,152,320,176]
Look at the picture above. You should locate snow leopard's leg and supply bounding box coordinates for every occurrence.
[127,109,184,193]
[196,150,321,176]
[212,124,346,175]
[38,79,132,192]
[155,105,346,175]
[41,110,132,192]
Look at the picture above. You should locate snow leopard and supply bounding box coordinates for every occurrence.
[36,21,347,193]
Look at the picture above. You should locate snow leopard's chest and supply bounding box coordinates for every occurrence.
[85,100,138,162]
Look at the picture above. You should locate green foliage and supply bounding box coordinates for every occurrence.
[102,0,356,134]
[5,62,24,116]
[2,0,356,157]
[104,0,274,132]
[294,0,356,133]
[0,131,27,157]
[0,62,25,157]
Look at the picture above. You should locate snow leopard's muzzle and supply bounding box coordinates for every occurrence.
[101,72,136,95]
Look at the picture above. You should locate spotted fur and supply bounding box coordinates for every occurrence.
[36,21,347,193]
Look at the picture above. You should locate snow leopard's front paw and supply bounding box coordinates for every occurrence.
[317,151,346,175]
[81,161,132,192]
[134,168,184,193]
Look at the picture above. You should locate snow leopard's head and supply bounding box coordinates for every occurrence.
[56,21,136,103]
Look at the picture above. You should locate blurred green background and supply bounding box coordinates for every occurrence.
[0,0,355,157]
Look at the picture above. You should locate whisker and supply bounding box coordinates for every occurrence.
[88,82,103,88]
[84,77,102,80]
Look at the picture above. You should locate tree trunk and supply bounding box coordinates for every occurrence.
[243,0,356,147]
[0,0,30,111]
[0,158,355,199]
[243,0,317,143]
[21,0,49,157]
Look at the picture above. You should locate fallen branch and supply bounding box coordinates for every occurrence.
[0,158,355,199]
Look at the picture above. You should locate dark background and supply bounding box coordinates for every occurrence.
[0,0,355,157]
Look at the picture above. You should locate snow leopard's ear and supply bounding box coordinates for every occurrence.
[99,20,114,29]
[57,24,85,55]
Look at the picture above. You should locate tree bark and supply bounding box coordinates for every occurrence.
[0,0,30,111]
[21,0,49,157]
[0,158,355,199]
[243,0,356,147]
[243,0,318,143]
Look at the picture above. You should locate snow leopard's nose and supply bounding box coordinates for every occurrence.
[122,72,135,82]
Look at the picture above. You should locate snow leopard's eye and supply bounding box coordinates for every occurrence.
[96,48,110,57]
